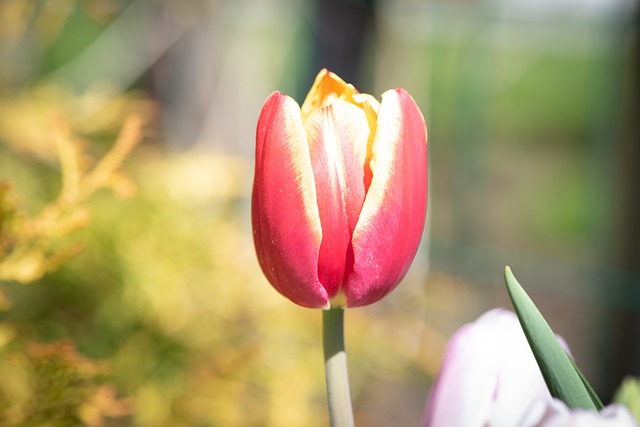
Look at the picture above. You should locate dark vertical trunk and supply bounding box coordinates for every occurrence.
[308,0,376,90]
[604,4,640,400]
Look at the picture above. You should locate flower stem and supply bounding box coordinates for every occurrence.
[323,307,354,427]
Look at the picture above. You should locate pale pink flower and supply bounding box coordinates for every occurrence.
[422,308,561,427]
[518,399,637,427]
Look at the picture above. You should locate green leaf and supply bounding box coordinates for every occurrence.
[504,266,603,410]
[613,377,640,423]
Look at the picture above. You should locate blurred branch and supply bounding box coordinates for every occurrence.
[0,114,143,285]
[0,340,132,426]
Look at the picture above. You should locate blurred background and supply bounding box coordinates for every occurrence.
[0,0,638,425]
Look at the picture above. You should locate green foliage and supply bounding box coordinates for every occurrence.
[504,266,603,410]
[614,377,640,423]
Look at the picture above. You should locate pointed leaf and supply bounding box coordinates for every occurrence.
[504,266,603,410]
[613,377,640,423]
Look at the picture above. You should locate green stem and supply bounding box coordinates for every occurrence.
[323,307,354,427]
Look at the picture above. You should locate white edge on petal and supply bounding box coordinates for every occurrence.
[279,96,323,249]
[351,90,402,238]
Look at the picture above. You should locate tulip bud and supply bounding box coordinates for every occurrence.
[422,308,566,427]
[519,399,638,427]
[252,69,428,309]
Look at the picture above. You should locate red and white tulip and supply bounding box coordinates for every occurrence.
[252,69,428,308]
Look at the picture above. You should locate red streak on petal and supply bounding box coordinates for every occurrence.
[306,108,350,298]
[305,100,371,298]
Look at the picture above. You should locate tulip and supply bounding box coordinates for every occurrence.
[518,399,638,427]
[422,308,567,427]
[252,69,428,309]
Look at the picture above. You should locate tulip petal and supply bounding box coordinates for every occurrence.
[422,309,554,427]
[519,399,638,427]
[252,92,329,308]
[301,69,358,121]
[305,99,371,301]
[346,89,427,307]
